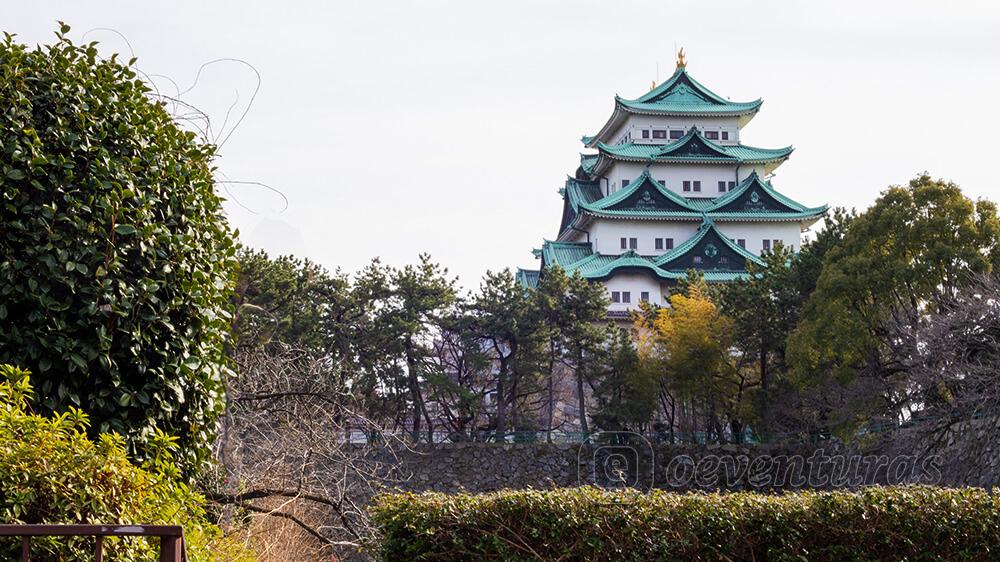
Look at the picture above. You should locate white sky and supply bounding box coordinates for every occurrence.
[7,1,1000,288]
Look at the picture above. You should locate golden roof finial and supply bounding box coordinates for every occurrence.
[676,48,687,69]
[650,80,657,91]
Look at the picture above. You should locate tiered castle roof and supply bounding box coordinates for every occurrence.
[559,170,827,239]
[581,126,792,177]
[521,57,828,290]
[584,66,763,146]
[529,217,764,283]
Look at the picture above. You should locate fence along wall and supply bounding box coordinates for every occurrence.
[362,418,1000,494]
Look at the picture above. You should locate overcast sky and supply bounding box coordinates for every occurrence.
[7,1,1000,288]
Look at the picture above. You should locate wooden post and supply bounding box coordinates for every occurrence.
[160,535,182,562]
[94,535,104,562]
[20,536,30,562]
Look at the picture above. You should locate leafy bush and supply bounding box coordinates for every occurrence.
[0,25,237,466]
[371,485,1000,561]
[0,365,251,561]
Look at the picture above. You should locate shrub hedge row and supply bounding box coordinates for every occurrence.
[371,486,1000,561]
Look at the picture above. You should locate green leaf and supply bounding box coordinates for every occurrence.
[114,224,137,235]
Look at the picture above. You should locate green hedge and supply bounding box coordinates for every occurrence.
[371,486,1000,561]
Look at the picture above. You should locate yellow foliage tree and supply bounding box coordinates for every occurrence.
[635,278,757,441]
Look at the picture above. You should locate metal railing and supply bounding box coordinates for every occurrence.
[0,524,185,562]
[340,429,770,445]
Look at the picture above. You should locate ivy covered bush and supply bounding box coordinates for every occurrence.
[372,486,1000,561]
[0,365,251,561]
[0,25,237,466]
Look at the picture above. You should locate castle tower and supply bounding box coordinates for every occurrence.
[517,54,827,318]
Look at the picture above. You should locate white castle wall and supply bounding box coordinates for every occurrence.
[603,272,670,312]
[588,220,701,255]
[602,162,766,198]
[576,219,802,257]
[714,222,803,254]
[606,115,741,146]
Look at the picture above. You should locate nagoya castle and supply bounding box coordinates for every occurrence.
[517,51,827,318]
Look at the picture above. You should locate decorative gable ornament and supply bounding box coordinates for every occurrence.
[636,190,658,210]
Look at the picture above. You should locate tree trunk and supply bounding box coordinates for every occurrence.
[546,341,556,443]
[404,338,429,442]
[495,350,508,443]
[760,345,769,390]
[576,348,589,435]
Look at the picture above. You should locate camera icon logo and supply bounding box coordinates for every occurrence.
[577,431,654,492]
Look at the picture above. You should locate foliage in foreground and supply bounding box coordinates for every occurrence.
[371,486,1000,561]
[0,25,237,467]
[0,365,251,561]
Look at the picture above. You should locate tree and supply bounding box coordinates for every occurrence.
[637,278,751,441]
[464,269,542,441]
[365,255,457,440]
[428,316,494,438]
[891,273,1000,485]
[787,175,1000,430]
[232,249,352,354]
[0,27,237,465]
[590,325,656,433]
[718,208,854,433]
[210,347,409,560]
[532,268,607,435]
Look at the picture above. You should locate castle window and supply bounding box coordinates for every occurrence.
[622,291,631,303]
[669,130,684,139]
[721,131,730,140]
[705,131,719,140]
[642,129,650,139]
[641,291,650,302]
[737,239,746,248]
[629,238,638,250]
[622,179,630,188]
[620,237,627,249]
[693,256,703,264]
[665,238,674,250]
[762,239,771,252]
[692,181,701,192]
[683,181,691,192]
[718,181,727,193]
[728,181,736,190]
[655,238,663,250]
[611,291,621,303]
[652,130,667,139]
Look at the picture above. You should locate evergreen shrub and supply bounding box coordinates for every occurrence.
[0,365,251,561]
[372,485,1000,561]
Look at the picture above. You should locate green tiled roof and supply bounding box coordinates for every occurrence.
[706,171,828,217]
[596,126,792,165]
[515,268,540,289]
[617,68,762,117]
[540,245,681,281]
[536,219,761,282]
[536,240,595,268]
[585,67,763,148]
[565,171,702,220]
[559,170,827,234]
[654,217,765,269]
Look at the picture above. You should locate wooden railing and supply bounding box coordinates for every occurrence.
[0,524,185,561]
